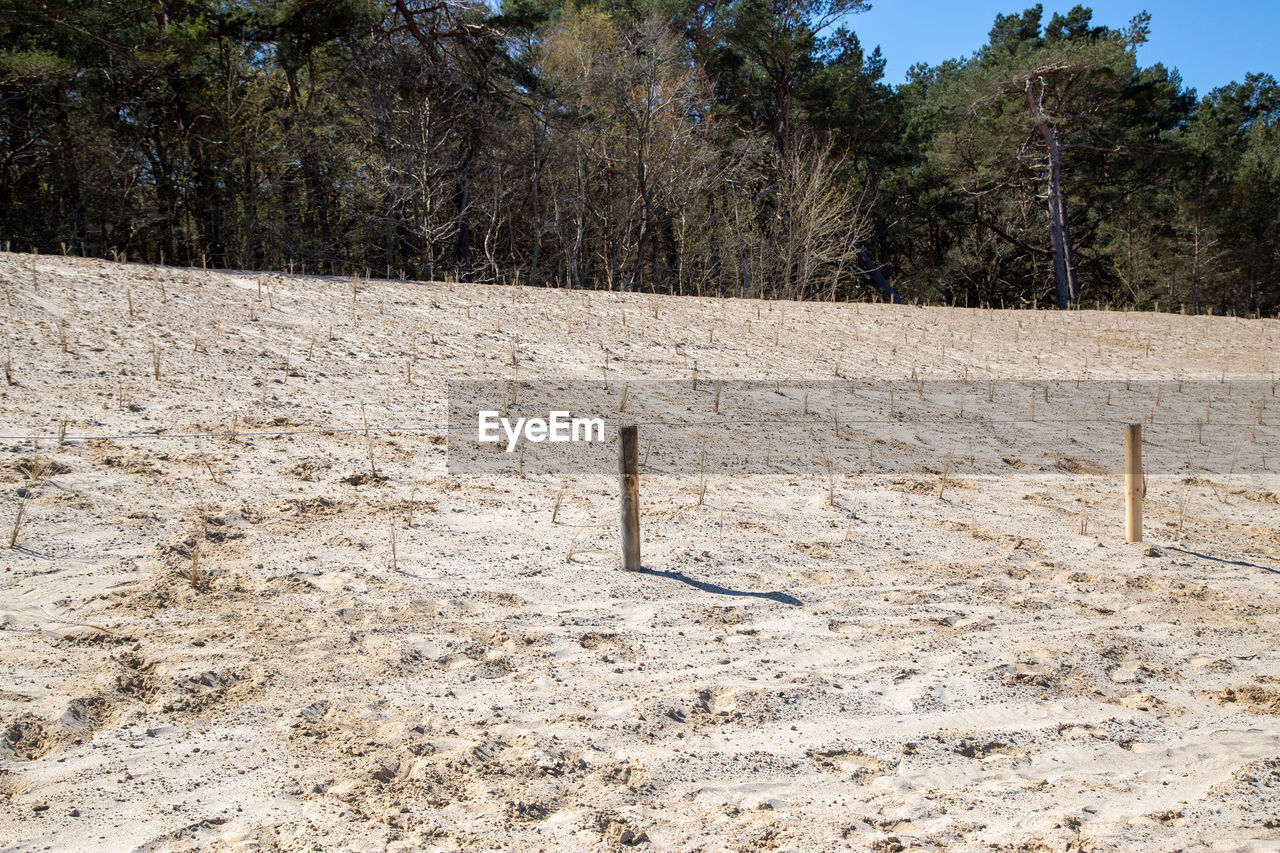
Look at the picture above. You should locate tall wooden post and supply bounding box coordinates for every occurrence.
[619,424,641,571]
[1125,423,1144,543]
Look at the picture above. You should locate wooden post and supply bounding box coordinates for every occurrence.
[619,424,641,571]
[1125,423,1144,543]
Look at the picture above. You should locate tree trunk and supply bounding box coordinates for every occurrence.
[300,147,332,270]
[53,84,88,249]
[570,144,585,288]
[454,137,473,282]
[633,148,650,292]
[706,189,724,297]
[529,112,543,288]
[1027,79,1071,310]
[729,177,751,297]
[660,207,678,291]
[170,71,225,267]
[1060,193,1080,303]
[1192,218,1203,316]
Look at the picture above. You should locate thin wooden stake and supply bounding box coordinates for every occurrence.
[1125,423,1144,543]
[619,424,641,571]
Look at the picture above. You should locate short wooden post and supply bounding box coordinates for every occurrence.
[619,424,641,571]
[1125,423,1144,543]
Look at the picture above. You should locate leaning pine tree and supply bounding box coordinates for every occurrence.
[929,7,1161,309]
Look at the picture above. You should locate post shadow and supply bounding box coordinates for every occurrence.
[635,566,802,606]
[1164,545,1278,575]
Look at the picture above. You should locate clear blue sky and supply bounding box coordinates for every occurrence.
[847,1,1278,96]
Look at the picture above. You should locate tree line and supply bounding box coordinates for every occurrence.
[2,0,1277,312]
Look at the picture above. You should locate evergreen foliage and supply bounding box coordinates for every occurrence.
[2,1,1276,312]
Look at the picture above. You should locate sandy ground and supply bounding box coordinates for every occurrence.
[1,252,1279,852]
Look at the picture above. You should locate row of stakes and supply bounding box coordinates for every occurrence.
[615,423,1149,572]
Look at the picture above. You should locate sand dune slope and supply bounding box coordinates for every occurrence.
[1,254,1279,851]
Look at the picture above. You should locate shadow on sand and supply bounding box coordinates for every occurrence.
[636,567,802,606]
[1165,545,1279,576]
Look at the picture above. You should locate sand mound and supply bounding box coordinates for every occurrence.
[1,253,1279,850]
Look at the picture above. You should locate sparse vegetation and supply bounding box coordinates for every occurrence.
[552,481,568,524]
[388,512,399,573]
[0,248,1276,851]
[8,490,30,548]
[189,516,205,589]
[361,403,379,480]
